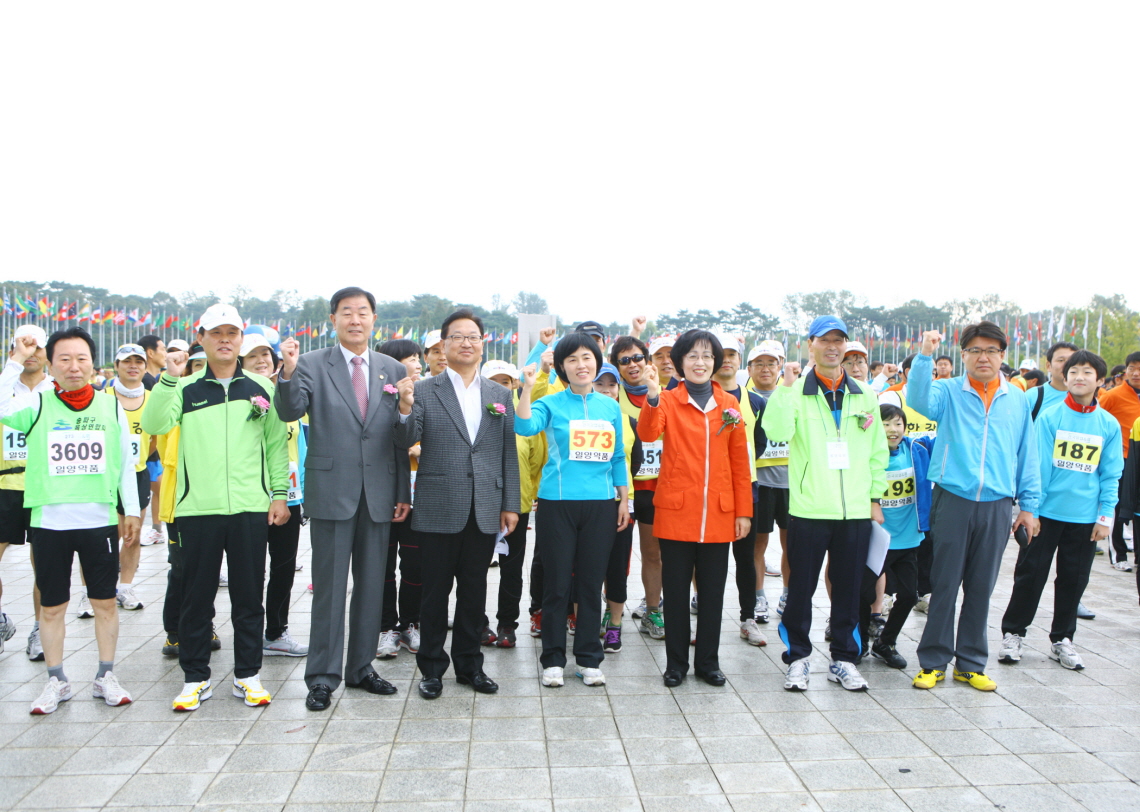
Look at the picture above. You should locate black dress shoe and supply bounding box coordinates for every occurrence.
[306,683,333,711]
[663,669,685,687]
[418,677,443,699]
[345,671,398,695]
[696,669,726,686]
[456,671,499,694]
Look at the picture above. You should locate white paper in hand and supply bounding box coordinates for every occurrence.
[494,527,509,557]
[866,522,891,575]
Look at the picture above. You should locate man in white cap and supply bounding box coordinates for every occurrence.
[0,325,52,661]
[423,330,447,379]
[841,341,871,383]
[143,303,291,712]
[648,336,678,390]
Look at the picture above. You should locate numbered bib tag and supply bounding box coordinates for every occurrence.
[569,419,615,463]
[2,425,27,461]
[882,466,917,508]
[47,431,106,476]
[826,441,849,470]
[1053,430,1102,474]
[760,440,789,461]
[287,461,302,502]
[637,439,662,477]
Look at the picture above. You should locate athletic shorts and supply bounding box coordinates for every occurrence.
[0,488,32,545]
[633,489,656,525]
[29,525,119,607]
[116,469,152,516]
[146,459,163,483]
[754,485,790,534]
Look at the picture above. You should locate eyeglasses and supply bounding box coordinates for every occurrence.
[617,354,645,366]
[446,335,483,345]
[962,347,1003,357]
[751,360,781,370]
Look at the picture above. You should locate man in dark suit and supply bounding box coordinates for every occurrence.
[277,287,412,710]
[395,308,520,699]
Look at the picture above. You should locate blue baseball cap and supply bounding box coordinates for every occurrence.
[808,315,849,339]
[594,362,620,382]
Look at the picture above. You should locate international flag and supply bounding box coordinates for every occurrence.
[296,325,309,337]
[511,332,518,344]
[37,298,50,317]
[139,311,152,326]
[77,303,92,322]
[164,314,177,329]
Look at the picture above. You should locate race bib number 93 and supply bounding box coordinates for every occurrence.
[881,466,916,509]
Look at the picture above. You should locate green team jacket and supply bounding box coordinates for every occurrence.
[760,369,889,521]
[141,365,289,517]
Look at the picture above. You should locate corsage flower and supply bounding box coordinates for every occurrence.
[718,407,742,435]
[248,395,271,421]
[383,384,399,395]
[853,410,875,431]
[486,402,506,417]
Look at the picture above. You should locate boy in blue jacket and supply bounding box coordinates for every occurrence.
[860,404,932,670]
[999,350,1122,671]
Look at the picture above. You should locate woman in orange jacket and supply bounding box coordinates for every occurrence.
[638,329,753,687]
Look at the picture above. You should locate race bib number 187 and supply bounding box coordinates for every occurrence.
[48,431,106,476]
[569,419,616,462]
[1053,430,1102,474]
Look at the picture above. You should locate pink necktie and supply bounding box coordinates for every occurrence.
[351,356,368,420]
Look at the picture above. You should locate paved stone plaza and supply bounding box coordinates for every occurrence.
[2,523,1140,812]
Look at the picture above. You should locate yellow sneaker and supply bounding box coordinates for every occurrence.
[173,680,212,712]
[912,668,945,689]
[953,669,997,691]
[232,675,272,707]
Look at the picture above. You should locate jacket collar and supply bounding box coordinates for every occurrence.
[802,368,863,397]
[203,363,247,384]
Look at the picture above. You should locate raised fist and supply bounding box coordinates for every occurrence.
[540,350,554,374]
[782,361,802,387]
[280,337,300,375]
[521,363,539,389]
[165,350,188,378]
[630,316,647,338]
[396,376,415,414]
[921,331,943,356]
[10,335,38,363]
[644,363,661,399]
[538,326,556,346]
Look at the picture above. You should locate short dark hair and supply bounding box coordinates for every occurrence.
[960,320,1007,351]
[1126,352,1140,367]
[1046,341,1080,363]
[880,403,906,424]
[1000,363,1014,377]
[935,355,952,365]
[137,335,163,354]
[1111,364,1126,378]
[609,336,647,365]
[440,308,484,339]
[901,353,918,373]
[670,329,724,379]
[869,362,884,374]
[47,327,97,364]
[1023,369,1047,387]
[552,331,603,385]
[377,339,423,364]
[330,286,376,315]
[1063,349,1108,380]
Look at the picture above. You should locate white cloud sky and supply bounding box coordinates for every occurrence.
[2,2,1136,327]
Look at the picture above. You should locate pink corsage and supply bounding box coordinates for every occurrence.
[383,384,399,395]
[854,410,875,431]
[486,402,507,417]
[248,395,271,421]
[718,407,742,435]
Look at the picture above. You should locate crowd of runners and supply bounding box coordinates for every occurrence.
[1,287,1137,716]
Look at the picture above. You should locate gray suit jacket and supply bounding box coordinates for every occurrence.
[395,372,520,535]
[276,345,411,523]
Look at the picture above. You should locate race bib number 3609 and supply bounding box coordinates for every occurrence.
[1053,430,1102,474]
[569,419,616,462]
[47,431,106,476]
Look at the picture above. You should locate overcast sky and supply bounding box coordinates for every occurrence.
[2,3,1136,326]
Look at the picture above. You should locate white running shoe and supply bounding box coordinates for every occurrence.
[26,626,44,661]
[76,593,94,619]
[116,584,144,610]
[1113,561,1133,572]
[998,632,1022,664]
[740,618,767,646]
[881,594,896,617]
[140,528,164,547]
[1050,638,1084,670]
[754,595,770,623]
[30,677,73,715]
[173,680,212,712]
[914,594,931,614]
[263,631,308,657]
[0,611,15,651]
[376,629,400,659]
[92,672,133,706]
[399,624,420,653]
[576,667,606,686]
[541,666,564,687]
[784,657,810,691]
[232,674,272,706]
[631,599,648,620]
[828,660,869,691]
[777,592,787,616]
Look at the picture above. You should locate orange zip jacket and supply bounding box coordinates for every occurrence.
[637,381,753,543]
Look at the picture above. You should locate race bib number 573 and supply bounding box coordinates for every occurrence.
[48,431,106,476]
[1053,430,1102,474]
[569,419,615,462]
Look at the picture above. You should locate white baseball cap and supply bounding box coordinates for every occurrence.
[712,331,745,356]
[240,334,273,358]
[11,324,48,349]
[843,340,869,358]
[199,303,244,332]
[481,359,519,380]
[424,330,443,350]
[747,340,786,364]
[648,336,675,356]
[114,343,147,363]
[1018,359,1037,371]
[168,339,190,353]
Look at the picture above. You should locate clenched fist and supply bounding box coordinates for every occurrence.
[521,363,538,390]
[165,350,189,378]
[538,326,556,346]
[396,376,415,414]
[10,334,38,363]
[280,337,300,376]
[644,363,661,399]
[921,330,943,356]
[781,361,802,387]
[630,315,647,338]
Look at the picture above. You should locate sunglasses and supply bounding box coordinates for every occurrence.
[617,354,646,366]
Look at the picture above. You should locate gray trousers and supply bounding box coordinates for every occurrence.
[917,486,1013,673]
[305,490,389,690]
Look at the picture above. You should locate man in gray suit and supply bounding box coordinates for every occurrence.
[277,287,412,711]
[395,308,520,699]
